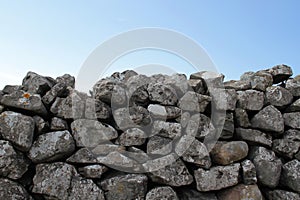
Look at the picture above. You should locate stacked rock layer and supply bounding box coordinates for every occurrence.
[0,64,299,200]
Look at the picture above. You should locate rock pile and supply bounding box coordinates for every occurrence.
[0,64,299,199]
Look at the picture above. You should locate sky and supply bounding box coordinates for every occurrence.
[0,0,299,90]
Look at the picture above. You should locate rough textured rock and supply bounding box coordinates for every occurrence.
[194,163,240,191]
[85,97,111,120]
[0,111,34,151]
[190,71,224,88]
[0,140,30,180]
[220,112,235,139]
[1,90,48,116]
[178,91,211,112]
[42,82,68,106]
[33,115,49,135]
[267,64,293,83]
[71,119,118,148]
[152,121,181,139]
[237,90,264,111]
[147,104,181,119]
[266,189,300,200]
[234,108,251,127]
[117,128,147,146]
[100,174,148,200]
[147,82,178,105]
[236,128,272,147]
[286,98,300,112]
[217,184,263,200]
[241,159,257,185]
[66,148,98,164]
[283,112,300,129]
[243,70,273,91]
[78,164,108,179]
[265,86,293,107]
[177,188,218,200]
[56,73,75,88]
[280,159,300,193]
[145,187,179,200]
[147,135,172,156]
[50,117,68,130]
[224,80,251,90]
[22,71,55,95]
[251,105,284,133]
[272,139,300,159]
[28,130,75,163]
[210,141,248,165]
[0,178,33,200]
[188,78,206,94]
[210,88,237,111]
[286,77,300,97]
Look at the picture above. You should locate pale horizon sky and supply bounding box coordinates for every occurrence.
[0,1,299,89]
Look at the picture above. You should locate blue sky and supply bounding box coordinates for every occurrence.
[0,0,299,89]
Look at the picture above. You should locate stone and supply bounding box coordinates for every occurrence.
[0,111,34,151]
[164,73,189,96]
[147,135,173,156]
[236,90,264,111]
[56,74,75,88]
[217,184,263,200]
[147,104,181,119]
[220,112,235,139]
[178,91,211,112]
[117,128,147,146]
[177,188,218,200]
[236,128,272,147]
[33,115,49,135]
[125,74,150,105]
[28,130,75,163]
[194,163,240,191]
[32,162,77,199]
[1,90,48,117]
[210,88,237,111]
[284,129,300,141]
[248,146,276,161]
[0,178,32,200]
[268,64,293,84]
[240,71,255,81]
[92,144,126,156]
[181,139,211,169]
[22,71,55,95]
[248,71,273,91]
[68,176,105,200]
[234,108,251,127]
[152,121,181,139]
[241,159,257,185]
[0,140,30,180]
[210,141,248,165]
[146,187,179,200]
[50,117,68,130]
[286,99,300,112]
[148,159,193,187]
[100,173,148,200]
[42,82,68,106]
[111,70,138,82]
[2,85,24,94]
[266,189,300,200]
[78,164,108,179]
[286,78,300,97]
[251,105,284,133]
[66,148,98,164]
[283,112,300,129]
[188,78,206,94]
[190,71,224,88]
[85,97,111,120]
[265,86,293,107]
[147,82,178,106]
[71,119,118,148]
[280,159,300,193]
[190,113,216,139]
[295,151,300,160]
[224,80,252,90]
[0,105,4,113]
[272,139,300,159]
[126,147,150,164]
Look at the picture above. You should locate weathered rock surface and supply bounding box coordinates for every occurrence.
[266,189,300,200]
[178,91,211,112]
[267,64,293,83]
[286,98,300,112]
[152,120,181,139]
[78,164,108,179]
[234,108,251,127]
[265,86,293,107]
[286,77,300,97]
[146,187,179,200]
[237,90,264,111]
[283,112,300,129]
[177,188,218,200]
[0,178,33,200]
[280,159,300,193]
[217,184,263,200]
[22,71,55,95]
[50,117,68,130]
[117,128,146,146]
[272,139,300,159]
[241,159,257,185]
[236,128,272,147]
[147,82,178,105]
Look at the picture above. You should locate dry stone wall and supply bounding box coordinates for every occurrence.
[0,64,300,199]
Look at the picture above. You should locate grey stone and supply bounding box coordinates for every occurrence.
[248,146,276,161]
[85,98,111,120]
[224,80,252,90]
[251,105,284,133]
[237,90,264,111]
[125,74,150,105]
[280,159,300,192]
[180,139,211,169]
[32,162,77,200]
[177,188,217,200]
[146,187,179,200]
[152,121,181,139]
[117,128,147,146]
[240,71,255,81]
[189,113,216,139]
[68,176,105,200]
[42,82,68,106]
[56,74,75,88]
[0,140,30,180]
[92,144,126,156]
[268,64,293,84]
[148,159,193,187]
[217,184,263,200]
[188,78,206,94]
[22,71,55,95]
[236,128,272,147]
[28,130,75,163]
[210,88,237,111]
[194,163,240,191]
[100,173,148,200]
[50,117,68,131]
[2,85,24,94]
[284,129,300,141]
[33,115,49,135]
[66,148,98,164]
[111,70,138,82]
[0,111,34,151]
[265,86,293,107]
[178,91,211,112]
[0,178,32,200]
[210,141,248,165]
[71,119,118,148]
[286,78,300,97]
[147,82,178,105]
[220,112,235,139]
[1,90,48,117]
[272,139,300,159]
[234,108,251,128]
[78,164,108,179]
[164,73,189,95]
[295,151,300,160]
[190,71,224,88]
[147,135,173,156]
[248,71,273,91]
[266,189,300,200]
[283,112,300,129]
[0,105,3,113]
[286,98,300,112]
[241,159,257,185]
[127,147,150,164]
[147,104,181,119]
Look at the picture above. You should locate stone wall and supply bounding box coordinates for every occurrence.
[0,64,299,199]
